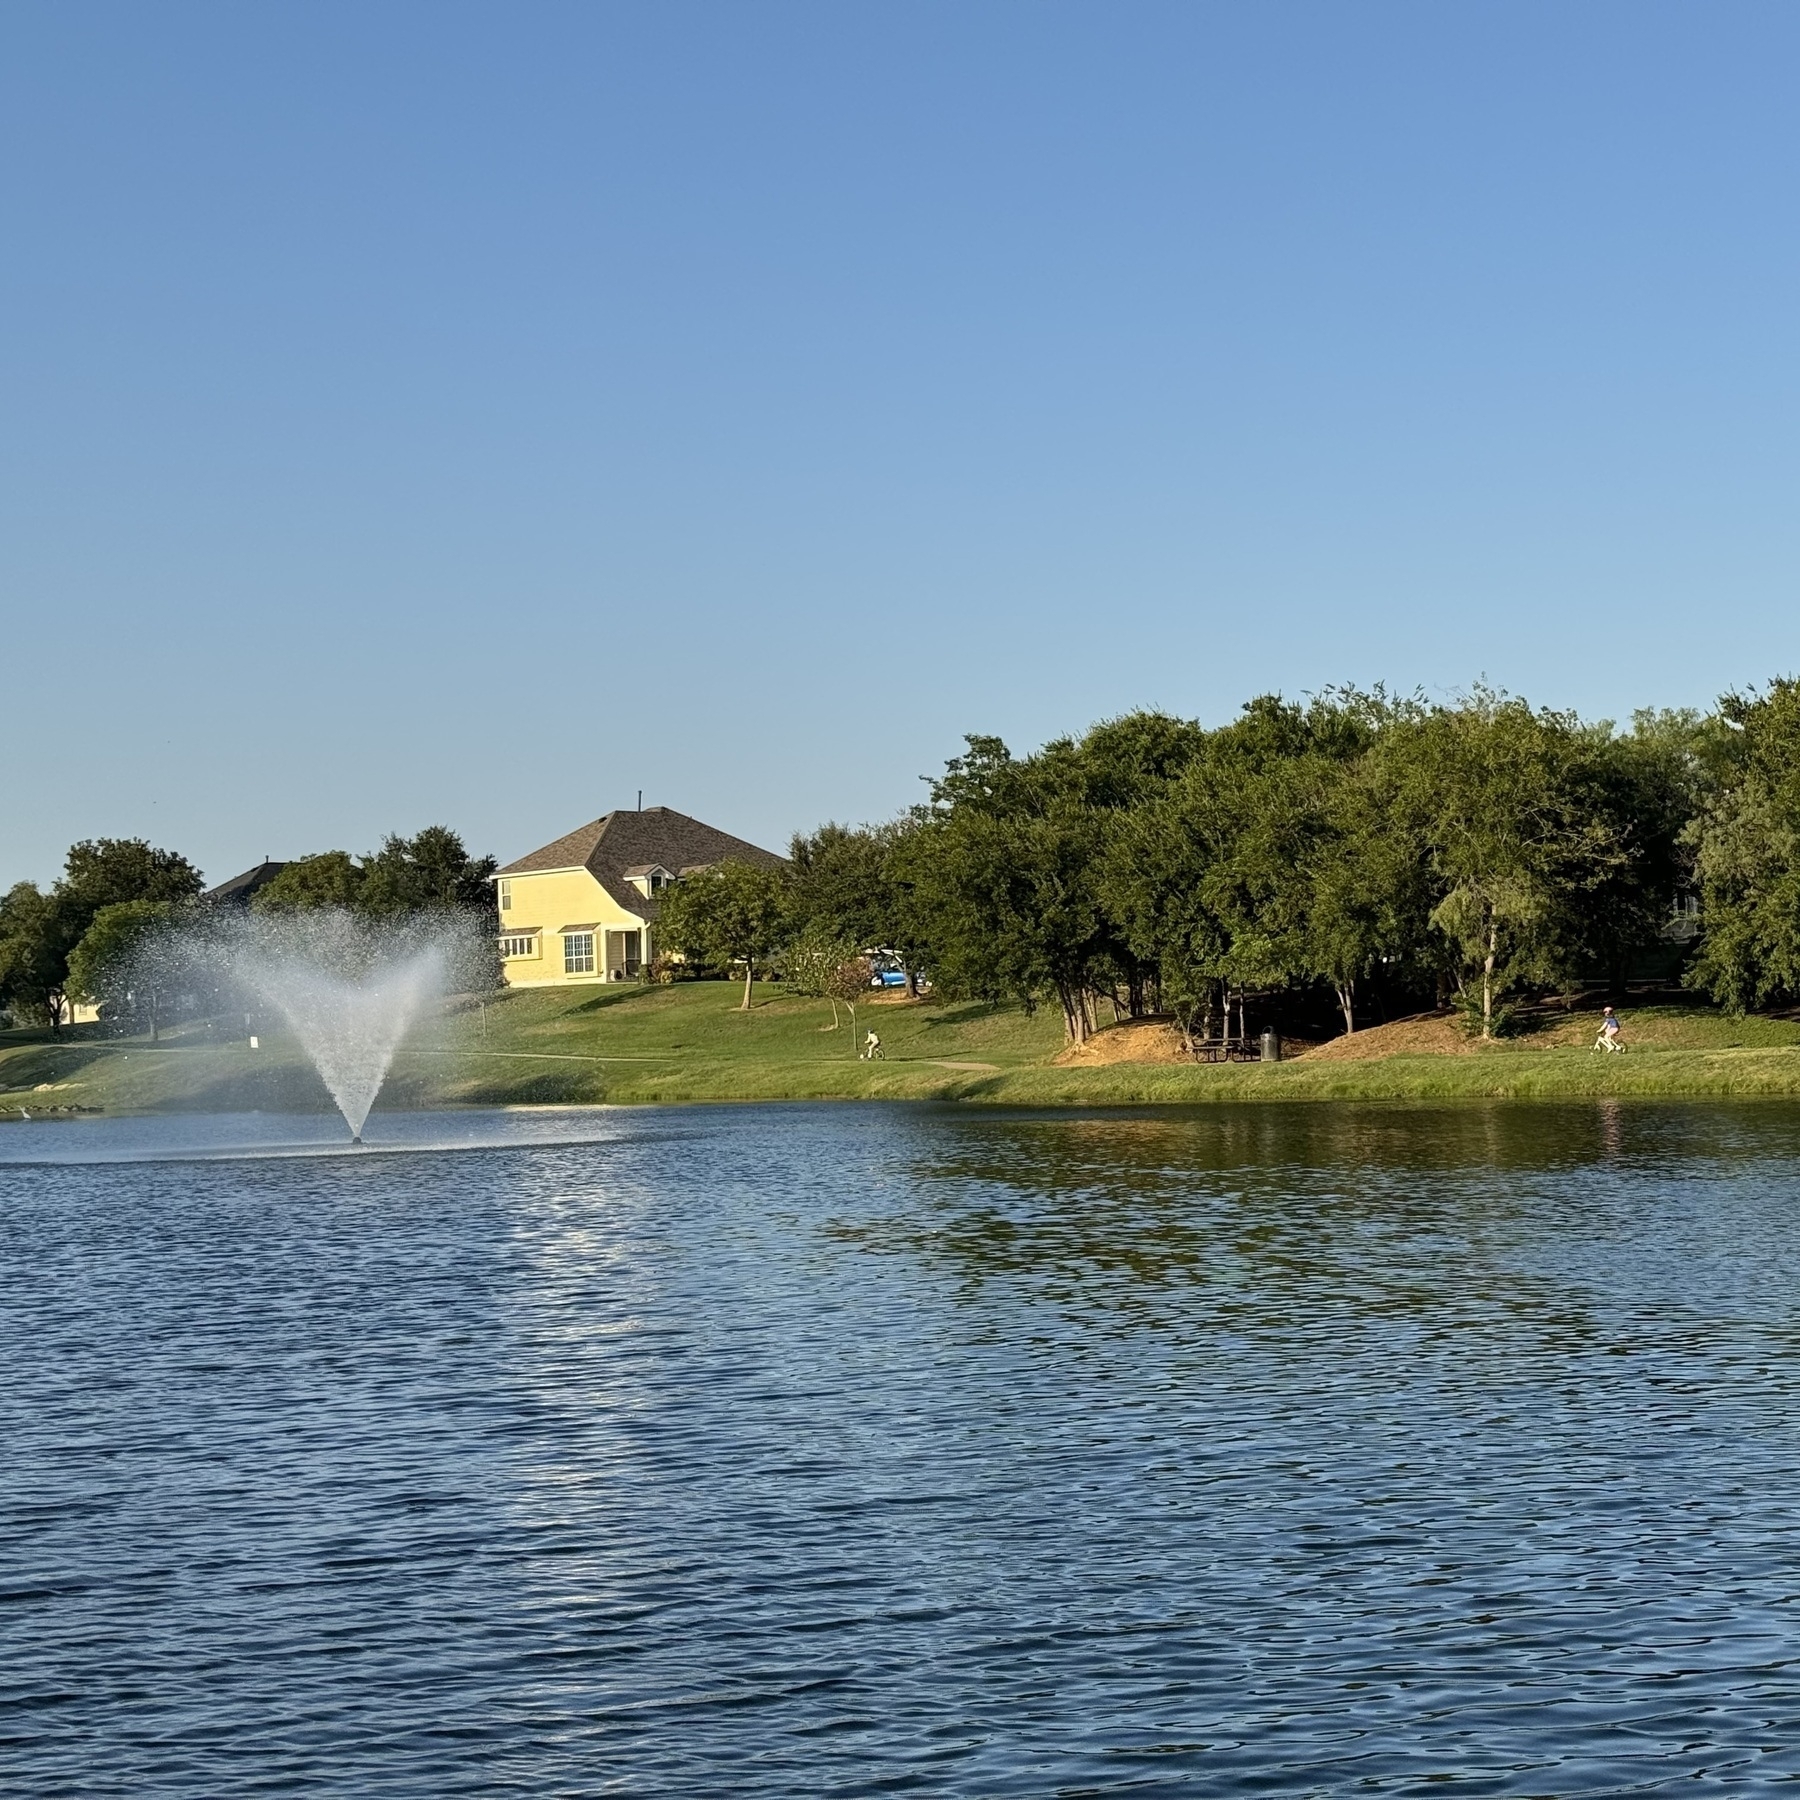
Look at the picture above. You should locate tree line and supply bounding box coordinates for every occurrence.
[663,682,1800,1043]
[11,681,1800,1044]
[0,827,495,1034]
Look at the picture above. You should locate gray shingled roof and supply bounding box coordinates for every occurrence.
[495,808,785,917]
[202,860,290,907]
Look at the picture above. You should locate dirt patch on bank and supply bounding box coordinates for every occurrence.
[1294,1012,1475,1060]
[1054,1019,1190,1066]
[1053,1005,1649,1068]
[1048,1002,1778,1067]
[1058,1018,1332,1066]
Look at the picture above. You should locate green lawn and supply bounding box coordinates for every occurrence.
[7,982,1800,1117]
[1498,1002,1800,1054]
[0,983,1065,1116]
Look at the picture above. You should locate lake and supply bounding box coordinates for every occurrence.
[6,1100,1800,1794]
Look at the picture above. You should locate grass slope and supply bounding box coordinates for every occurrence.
[7,984,1800,1117]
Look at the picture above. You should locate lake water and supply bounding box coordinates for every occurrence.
[7,1100,1800,1794]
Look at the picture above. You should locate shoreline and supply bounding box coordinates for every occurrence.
[9,986,1800,1117]
[10,1042,1800,1119]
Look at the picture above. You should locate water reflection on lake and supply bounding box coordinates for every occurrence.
[7,1101,1800,1794]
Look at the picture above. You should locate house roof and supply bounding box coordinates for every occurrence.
[201,860,289,907]
[496,807,785,917]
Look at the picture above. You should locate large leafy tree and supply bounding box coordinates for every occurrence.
[59,839,202,943]
[66,900,183,1040]
[1065,710,1209,1017]
[1382,693,1628,1038]
[657,860,791,1009]
[360,826,498,915]
[0,883,80,1030]
[788,824,892,945]
[1102,694,1405,1039]
[253,851,366,912]
[1562,710,1709,989]
[0,840,201,1032]
[1301,742,1434,1034]
[1687,680,1800,1011]
[787,819,933,993]
[904,735,1107,1042]
[1101,766,1237,1044]
[908,713,1205,1042]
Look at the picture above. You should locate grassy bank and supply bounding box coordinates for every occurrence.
[7,983,1800,1117]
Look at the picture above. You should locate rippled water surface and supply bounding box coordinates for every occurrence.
[8,1100,1800,1795]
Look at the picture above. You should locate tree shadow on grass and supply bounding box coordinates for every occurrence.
[916,1001,1007,1031]
[568,986,660,1015]
[0,1042,121,1090]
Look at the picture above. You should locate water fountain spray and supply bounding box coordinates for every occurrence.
[101,907,477,1142]
[234,933,447,1142]
[220,910,473,1140]
[88,904,491,1144]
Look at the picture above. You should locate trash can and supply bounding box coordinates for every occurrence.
[1260,1030,1281,1062]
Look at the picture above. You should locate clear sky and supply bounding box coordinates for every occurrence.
[4,2,1797,887]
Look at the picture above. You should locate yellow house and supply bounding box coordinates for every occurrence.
[492,806,785,989]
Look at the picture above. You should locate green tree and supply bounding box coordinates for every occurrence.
[59,839,202,938]
[252,830,496,918]
[246,829,501,990]
[904,735,1104,1040]
[1687,679,1800,1011]
[253,851,366,912]
[1301,718,1436,1034]
[0,883,80,1030]
[66,900,182,1040]
[824,954,875,1052]
[1102,775,1235,1046]
[359,826,498,916]
[1100,694,1400,1040]
[788,818,935,995]
[782,926,862,1028]
[1385,693,1627,1038]
[0,840,199,1033]
[657,860,791,1009]
[1561,710,1708,990]
[1064,710,1209,1017]
[788,824,893,946]
[907,713,1205,1043]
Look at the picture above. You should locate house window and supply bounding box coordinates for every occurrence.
[499,933,538,959]
[563,932,596,975]
[499,879,512,913]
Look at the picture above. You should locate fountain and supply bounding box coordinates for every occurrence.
[221,910,463,1142]
[77,905,486,1147]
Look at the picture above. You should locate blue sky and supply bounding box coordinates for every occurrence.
[4,2,1797,886]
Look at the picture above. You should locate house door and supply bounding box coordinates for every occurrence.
[605,930,642,979]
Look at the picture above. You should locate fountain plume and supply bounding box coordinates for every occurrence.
[229,918,450,1140]
[117,907,488,1141]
